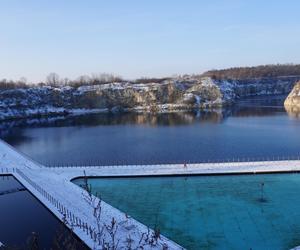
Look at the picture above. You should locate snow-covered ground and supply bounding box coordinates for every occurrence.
[52,159,300,181]
[2,138,300,249]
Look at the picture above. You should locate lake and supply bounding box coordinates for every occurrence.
[1,95,300,166]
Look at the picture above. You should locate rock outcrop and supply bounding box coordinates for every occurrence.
[284,81,300,117]
[0,76,299,121]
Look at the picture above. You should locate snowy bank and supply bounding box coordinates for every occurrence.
[1,75,299,121]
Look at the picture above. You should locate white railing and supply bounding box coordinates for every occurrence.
[45,155,300,168]
[15,169,99,244]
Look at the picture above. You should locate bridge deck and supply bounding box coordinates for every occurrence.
[52,160,300,181]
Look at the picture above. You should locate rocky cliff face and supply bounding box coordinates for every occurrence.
[0,76,299,121]
[284,81,300,117]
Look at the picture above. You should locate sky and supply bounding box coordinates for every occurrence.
[1,0,300,82]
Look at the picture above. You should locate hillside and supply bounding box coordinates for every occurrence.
[284,81,300,117]
[202,64,300,80]
[0,74,299,121]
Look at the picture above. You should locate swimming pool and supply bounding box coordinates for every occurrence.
[74,173,300,250]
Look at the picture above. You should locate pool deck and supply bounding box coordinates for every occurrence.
[52,160,300,181]
[1,138,300,249]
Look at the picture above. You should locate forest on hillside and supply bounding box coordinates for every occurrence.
[201,64,300,80]
[1,64,300,90]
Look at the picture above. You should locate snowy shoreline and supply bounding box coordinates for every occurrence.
[1,75,299,122]
[0,103,227,122]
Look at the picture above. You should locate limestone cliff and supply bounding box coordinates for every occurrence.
[284,81,300,117]
[0,76,299,121]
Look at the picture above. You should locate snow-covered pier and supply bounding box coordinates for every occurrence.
[0,139,182,250]
[1,138,300,249]
[53,159,300,181]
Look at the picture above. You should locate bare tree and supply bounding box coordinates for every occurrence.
[18,77,27,84]
[62,77,71,86]
[76,75,91,85]
[46,72,60,86]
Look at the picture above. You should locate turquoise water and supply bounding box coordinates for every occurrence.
[74,174,300,250]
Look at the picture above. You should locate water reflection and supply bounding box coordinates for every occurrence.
[284,105,300,119]
[1,95,300,166]
[0,175,88,249]
[0,95,291,137]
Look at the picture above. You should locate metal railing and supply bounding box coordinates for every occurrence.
[45,155,300,168]
[0,168,16,174]
[15,168,100,245]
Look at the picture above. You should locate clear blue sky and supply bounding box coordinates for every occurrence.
[1,0,300,82]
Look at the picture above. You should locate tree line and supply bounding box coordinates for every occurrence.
[43,72,124,88]
[1,64,300,90]
[0,73,124,90]
[201,64,300,80]
[0,72,172,90]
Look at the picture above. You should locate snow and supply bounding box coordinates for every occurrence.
[0,241,3,247]
[131,103,192,113]
[0,106,110,122]
[50,159,300,181]
[69,108,109,115]
[0,140,42,170]
[217,80,236,101]
[183,93,194,101]
[75,82,156,94]
[200,77,215,87]
[182,93,201,106]
[194,95,201,105]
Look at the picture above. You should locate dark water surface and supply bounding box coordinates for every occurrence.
[0,175,87,249]
[1,95,300,166]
